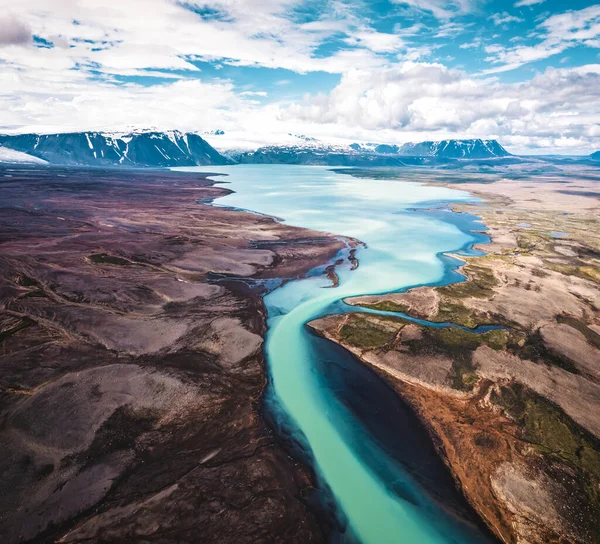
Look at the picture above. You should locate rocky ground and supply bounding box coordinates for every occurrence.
[310,167,600,544]
[0,165,352,543]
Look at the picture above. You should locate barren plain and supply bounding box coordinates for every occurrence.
[0,165,353,543]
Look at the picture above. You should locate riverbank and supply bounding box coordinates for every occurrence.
[0,165,353,543]
[309,167,600,543]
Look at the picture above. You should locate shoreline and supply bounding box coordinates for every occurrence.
[243,171,502,542]
[309,168,600,543]
[0,165,351,543]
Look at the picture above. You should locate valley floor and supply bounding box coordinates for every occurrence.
[2,162,599,544]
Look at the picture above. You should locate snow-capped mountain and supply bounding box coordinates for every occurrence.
[0,130,511,168]
[395,139,509,159]
[230,137,510,165]
[0,130,231,167]
[227,137,410,166]
[0,146,48,165]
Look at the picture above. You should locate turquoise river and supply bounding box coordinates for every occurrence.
[177,165,495,544]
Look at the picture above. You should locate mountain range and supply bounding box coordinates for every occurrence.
[229,138,511,166]
[0,130,231,168]
[0,131,516,167]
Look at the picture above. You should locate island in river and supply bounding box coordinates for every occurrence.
[311,165,600,544]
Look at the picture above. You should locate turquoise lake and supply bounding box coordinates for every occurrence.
[177,165,495,544]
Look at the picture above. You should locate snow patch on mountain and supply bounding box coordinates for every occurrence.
[0,146,48,164]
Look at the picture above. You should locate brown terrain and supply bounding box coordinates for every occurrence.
[310,167,600,544]
[0,165,354,543]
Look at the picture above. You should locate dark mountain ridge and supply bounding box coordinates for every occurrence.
[230,138,511,166]
[0,132,512,168]
[0,131,231,167]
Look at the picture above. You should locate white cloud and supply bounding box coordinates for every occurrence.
[514,0,545,7]
[460,37,482,49]
[282,62,600,153]
[344,30,405,53]
[0,64,248,134]
[489,12,524,26]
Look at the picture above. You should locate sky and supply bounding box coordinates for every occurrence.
[0,0,599,154]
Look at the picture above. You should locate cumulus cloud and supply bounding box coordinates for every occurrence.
[0,14,32,46]
[283,62,600,152]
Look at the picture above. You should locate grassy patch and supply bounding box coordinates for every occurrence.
[448,354,479,391]
[339,314,403,349]
[557,314,600,350]
[516,330,580,374]
[439,263,498,299]
[89,253,131,266]
[578,265,600,283]
[435,300,481,328]
[545,260,600,283]
[359,301,411,313]
[516,232,545,252]
[407,326,510,391]
[492,383,600,519]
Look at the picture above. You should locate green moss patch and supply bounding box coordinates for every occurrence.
[339,314,404,349]
[578,265,600,283]
[516,232,546,252]
[434,300,481,328]
[430,327,509,352]
[402,326,510,391]
[448,354,479,391]
[359,301,411,314]
[439,263,498,299]
[492,383,600,526]
[516,330,580,374]
[557,314,600,349]
[545,260,600,283]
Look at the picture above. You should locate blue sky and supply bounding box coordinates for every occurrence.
[1,0,599,153]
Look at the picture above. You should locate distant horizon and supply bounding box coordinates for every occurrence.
[0,128,596,157]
